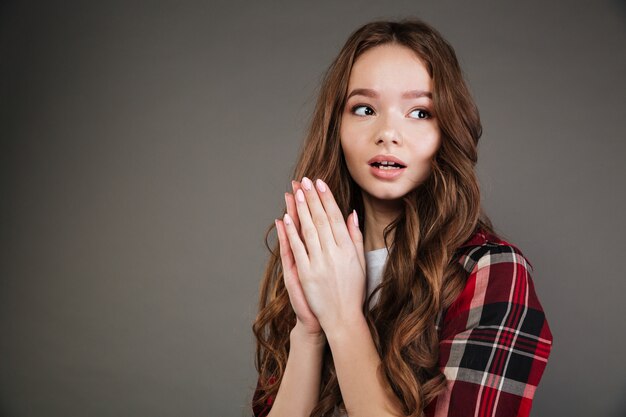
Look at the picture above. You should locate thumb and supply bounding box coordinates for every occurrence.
[348,209,365,273]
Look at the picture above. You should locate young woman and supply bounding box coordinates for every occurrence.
[251,18,553,417]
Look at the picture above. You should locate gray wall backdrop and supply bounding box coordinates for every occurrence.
[1,1,625,416]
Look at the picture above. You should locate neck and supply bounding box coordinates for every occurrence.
[361,191,402,252]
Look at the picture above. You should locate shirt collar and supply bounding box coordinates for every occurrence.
[458,228,504,248]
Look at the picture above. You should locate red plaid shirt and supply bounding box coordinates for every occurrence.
[252,229,553,417]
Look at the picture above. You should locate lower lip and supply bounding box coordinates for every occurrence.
[369,165,406,179]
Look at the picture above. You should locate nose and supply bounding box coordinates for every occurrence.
[375,119,402,146]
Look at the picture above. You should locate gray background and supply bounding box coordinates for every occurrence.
[1,1,625,416]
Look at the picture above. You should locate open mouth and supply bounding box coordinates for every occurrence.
[369,162,406,170]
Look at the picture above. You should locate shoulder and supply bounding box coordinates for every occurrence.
[443,228,552,341]
[455,228,534,276]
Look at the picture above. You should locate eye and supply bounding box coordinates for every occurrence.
[410,108,431,119]
[351,105,375,117]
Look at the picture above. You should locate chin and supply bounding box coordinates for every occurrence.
[363,184,412,201]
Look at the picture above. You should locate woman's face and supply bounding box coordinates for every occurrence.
[340,43,441,202]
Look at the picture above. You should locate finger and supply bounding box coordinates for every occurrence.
[313,178,353,247]
[299,177,336,252]
[277,219,317,318]
[275,218,296,273]
[348,210,366,273]
[285,191,303,242]
[293,184,323,260]
[283,213,311,270]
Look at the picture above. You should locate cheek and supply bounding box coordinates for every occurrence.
[411,135,441,162]
[339,138,362,180]
[427,136,442,159]
[340,142,358,170]
[422,128,442,156]
[339,125,358,161]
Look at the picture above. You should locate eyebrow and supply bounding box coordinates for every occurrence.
[346,88,432,100]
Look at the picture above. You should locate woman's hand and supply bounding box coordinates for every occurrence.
[275,180,322,337]
[280,177,366,337]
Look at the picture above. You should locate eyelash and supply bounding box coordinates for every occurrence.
[349,104,432,119]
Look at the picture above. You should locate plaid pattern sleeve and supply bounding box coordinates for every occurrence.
[425,233,553,417]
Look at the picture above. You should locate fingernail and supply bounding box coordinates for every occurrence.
[291,180,296,192]
[316,179,327,192]
[296,189,305,203]
[353,209,359,228]
[302,177,312,191]
[284,213,292,225]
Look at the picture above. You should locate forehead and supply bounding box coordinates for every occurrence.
[347,44,431,91]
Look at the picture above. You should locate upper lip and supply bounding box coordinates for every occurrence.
[367,154,407,167]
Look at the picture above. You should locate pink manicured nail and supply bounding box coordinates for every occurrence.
[316,179,327,192]
[302,177,312,191]
[284,213,292,225]
[296,189,305,203]
[353,209,358,227]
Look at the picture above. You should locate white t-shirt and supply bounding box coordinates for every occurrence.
[364,246,389,309]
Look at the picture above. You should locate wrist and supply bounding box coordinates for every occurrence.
[291,322,327,348]
[323,313,368,344]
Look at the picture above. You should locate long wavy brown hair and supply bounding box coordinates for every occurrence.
[252,18,498,417]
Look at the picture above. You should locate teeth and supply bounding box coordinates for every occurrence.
[376,161,403,166]
[372,160,403,169]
